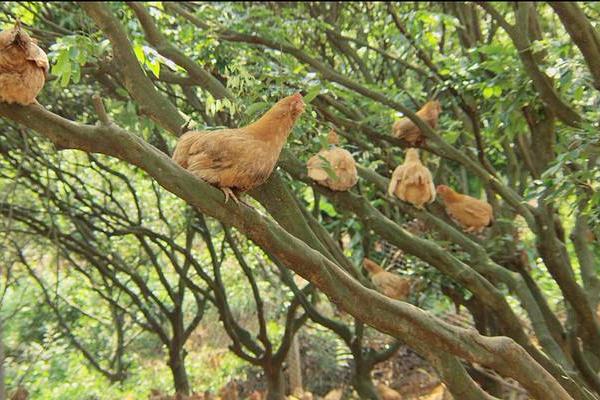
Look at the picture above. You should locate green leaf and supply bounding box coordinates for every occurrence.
[318,135,329,149]
[147,59,161,78]
[71,63,81,84]
[60,65,71,87]
[133,43,145,64]
[483,87,494,99]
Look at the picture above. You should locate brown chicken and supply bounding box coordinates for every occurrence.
[0,21,48,105]
[306,130,358,191]
[388,148,436,209]
[392,100,441,146]
[363,258,412,301]
[436,185,493,233]
[172,93,305,204]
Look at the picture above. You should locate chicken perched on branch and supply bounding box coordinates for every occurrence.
[363,258,413,301]
[0,21,48,105]
[173,93,305,204]
[391,100,441,146]
[436,185,493,233]
[388,148,436,209]
[306,130,358,191]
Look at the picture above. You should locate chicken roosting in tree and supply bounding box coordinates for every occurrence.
[436,185,493,233]
[363,258,413,301]
[306,129,358,191]
[388,148,436,209]
[172,93,305,204]
[0,21,48,105]
[392,100,441,146]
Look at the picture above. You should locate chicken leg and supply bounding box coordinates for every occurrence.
[221,187,240,205]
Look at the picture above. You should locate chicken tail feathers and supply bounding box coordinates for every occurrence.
[172,132,198,168]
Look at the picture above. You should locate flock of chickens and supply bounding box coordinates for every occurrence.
[0,20,489,400]
[0,21,494,304]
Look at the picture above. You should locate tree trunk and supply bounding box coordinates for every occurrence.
[286,335,303,395]
[352,372,379,400]
[168,347,190,396]
[265,367,286,400]
[352,359,379,400]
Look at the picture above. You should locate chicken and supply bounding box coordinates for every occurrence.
[392,100,441,146]
[363,258,412,301]
[436,185,493,233]
[173,93,305,204]
[0,21,48,105]
[376,383,402,400]
[306,130,358,191]
[388,148,436,209]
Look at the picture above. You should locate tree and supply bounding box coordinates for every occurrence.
[1,2,599,399]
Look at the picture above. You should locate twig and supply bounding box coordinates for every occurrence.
[180,116,193,136]
[92,94,111,126]
[469,364,529,396]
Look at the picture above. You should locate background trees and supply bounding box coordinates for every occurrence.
[0,2,599,399]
